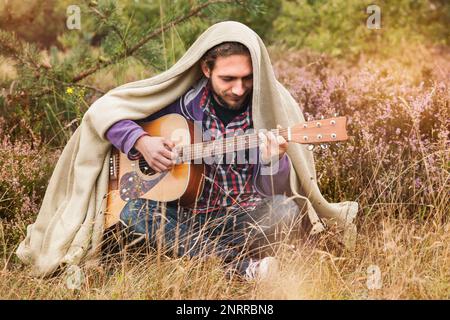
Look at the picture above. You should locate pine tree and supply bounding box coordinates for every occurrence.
[0,0,269,146]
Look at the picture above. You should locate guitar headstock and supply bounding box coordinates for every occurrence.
[289,116,348,145]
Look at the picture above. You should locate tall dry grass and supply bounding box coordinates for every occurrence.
[0,44,448,299]
[2,212,448,299]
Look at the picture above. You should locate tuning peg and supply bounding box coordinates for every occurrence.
[334,113,339,117]
[307,144,315,151]
[320,115,324,120]
[320,143,329,150]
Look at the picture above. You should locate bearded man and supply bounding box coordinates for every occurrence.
[16,21,358,279]
[106,41,296,280]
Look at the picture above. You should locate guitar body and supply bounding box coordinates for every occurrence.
[104,114,205,228]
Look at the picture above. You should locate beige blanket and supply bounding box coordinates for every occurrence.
[16,21,358,277]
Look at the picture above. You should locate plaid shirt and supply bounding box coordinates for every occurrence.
[192,84,262,214]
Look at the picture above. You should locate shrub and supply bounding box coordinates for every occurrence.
[0,118,60,247]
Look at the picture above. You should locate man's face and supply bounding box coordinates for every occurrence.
[201,54,253,110]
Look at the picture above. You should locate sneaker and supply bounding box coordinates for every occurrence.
[244,257,279,281]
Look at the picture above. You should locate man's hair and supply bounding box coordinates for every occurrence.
[200,41,250,71]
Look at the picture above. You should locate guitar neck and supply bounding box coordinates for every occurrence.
[175,116,348,163]
[176,128,288,163]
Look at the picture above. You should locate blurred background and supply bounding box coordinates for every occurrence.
[0,0,448,299]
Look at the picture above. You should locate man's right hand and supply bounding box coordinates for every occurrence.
[134,135,176,172]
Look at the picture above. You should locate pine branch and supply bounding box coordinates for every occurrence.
[72,0,238,82]
[46,76,106,95]
[0,30,50,73]
[87,4,129,53]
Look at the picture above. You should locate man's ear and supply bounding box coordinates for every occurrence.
[200,60,211,78]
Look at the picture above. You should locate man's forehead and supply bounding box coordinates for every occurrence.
[213,54,253,77]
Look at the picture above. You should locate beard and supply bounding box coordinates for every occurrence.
[208,80,252,110]
[216,92,248,110]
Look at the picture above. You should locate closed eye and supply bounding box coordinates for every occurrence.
[221,75,253,82]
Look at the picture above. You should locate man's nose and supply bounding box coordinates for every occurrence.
[231,81,245,96]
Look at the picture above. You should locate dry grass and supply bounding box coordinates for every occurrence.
[1,204,448,299]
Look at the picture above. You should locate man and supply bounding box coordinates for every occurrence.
[16,21,357,278]
[106,42,301,280]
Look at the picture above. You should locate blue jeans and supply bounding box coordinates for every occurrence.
[119,195,301,275]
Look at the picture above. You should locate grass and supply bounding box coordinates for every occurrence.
[1,205,448,299]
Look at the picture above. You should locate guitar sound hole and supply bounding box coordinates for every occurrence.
[138,159,156,176]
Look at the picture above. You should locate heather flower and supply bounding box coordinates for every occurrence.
[273,47,449,211]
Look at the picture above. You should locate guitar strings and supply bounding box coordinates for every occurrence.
[136,128,288,169]
[181,128,290,162]
[118,118,341,172]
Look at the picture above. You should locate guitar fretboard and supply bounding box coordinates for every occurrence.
[175,128,290,163]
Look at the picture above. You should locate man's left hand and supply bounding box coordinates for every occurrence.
[258,125,288,165]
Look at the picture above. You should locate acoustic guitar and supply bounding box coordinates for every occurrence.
[105,114,348,228]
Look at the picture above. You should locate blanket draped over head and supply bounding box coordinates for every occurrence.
[16,21,359,277]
